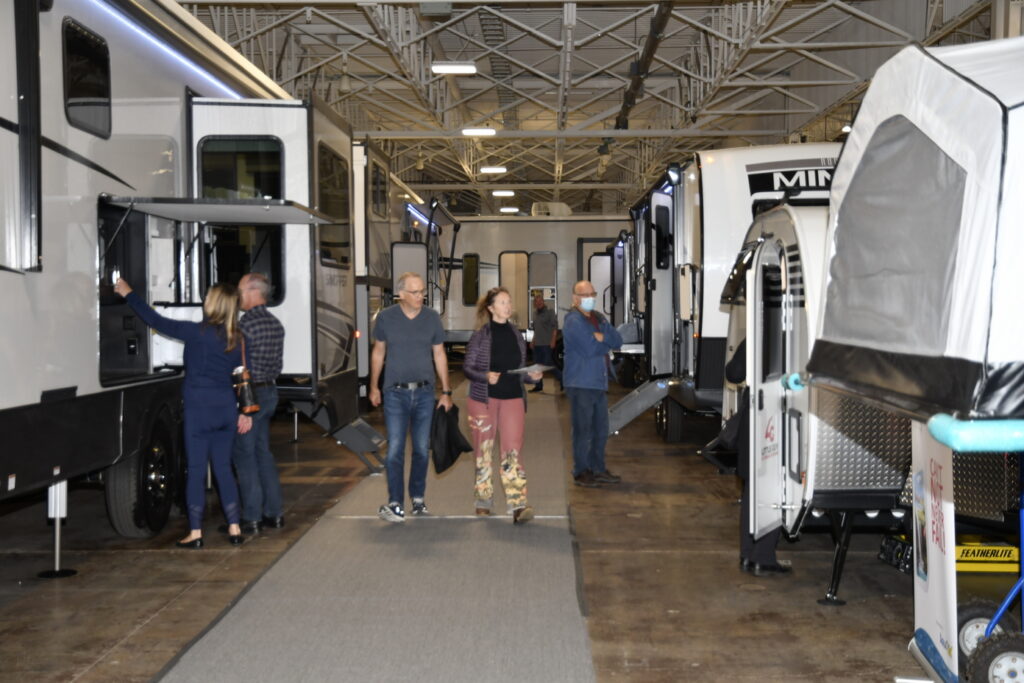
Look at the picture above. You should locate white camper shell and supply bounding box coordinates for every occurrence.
[721,203,914,605]
[609,143,840,439]
[804,38,1024,683]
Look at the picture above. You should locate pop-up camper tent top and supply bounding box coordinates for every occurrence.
[802,37,1024,682]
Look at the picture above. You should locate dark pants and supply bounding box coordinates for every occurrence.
[182,389,240,530]
[566,387,609,477]
[532,345,562,386]
[232,385,283,522]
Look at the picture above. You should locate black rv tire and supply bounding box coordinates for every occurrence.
[967,631,1024,682]
[663,397,684,443]
[105,419,178,538]
[617,356,647,389]
[959,600,1020,678]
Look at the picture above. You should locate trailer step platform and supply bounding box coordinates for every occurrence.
[608,379,670,436]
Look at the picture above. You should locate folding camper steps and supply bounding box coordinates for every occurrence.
[879,533,1019,574]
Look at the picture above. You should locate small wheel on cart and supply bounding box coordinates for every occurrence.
[966,631,1024,682]
[958,600,1020,678]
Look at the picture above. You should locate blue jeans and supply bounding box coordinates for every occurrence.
[533,345,562,383]
[232,385,283,522]
[182,388,240,530]
[383,385,435,505]
[566,387,609,477]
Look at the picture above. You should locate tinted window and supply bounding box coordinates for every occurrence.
[462,253,479,306]
[761,264,784,381]
[63,19,111,138]
[318,143,351,269]
[371,161,388,218]
[199,137,284,302]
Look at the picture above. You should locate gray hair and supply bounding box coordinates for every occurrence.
[245,272,272,301]
[396,272,423,293]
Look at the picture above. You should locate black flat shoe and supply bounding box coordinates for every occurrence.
[175,537,204,549]
[739,557,753,573]
[219,519,261,534]
[753,562,792,577]
[261,515,285,529]
[228,534,245,546]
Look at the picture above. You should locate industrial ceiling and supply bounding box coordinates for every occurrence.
[184,1,1003,214]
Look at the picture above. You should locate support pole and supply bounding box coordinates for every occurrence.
[818,510,854,606]
[39,480,76,579]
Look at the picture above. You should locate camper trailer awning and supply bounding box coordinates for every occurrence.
[101,196,334,225]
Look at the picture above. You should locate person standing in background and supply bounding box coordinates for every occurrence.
[562,280,623,488]
[230,272,286,534]
[529,291,561,393]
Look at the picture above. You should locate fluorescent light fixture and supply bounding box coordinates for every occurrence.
[841,124,853,133]
[499,207,519,214]
[432,62,477,75]
[492,190,515,197]
[479,166,507,174]
[462,127,497,137]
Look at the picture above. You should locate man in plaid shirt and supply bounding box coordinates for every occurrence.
[231,272,286,533]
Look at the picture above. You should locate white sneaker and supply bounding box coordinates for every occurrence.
[378,502,405,523]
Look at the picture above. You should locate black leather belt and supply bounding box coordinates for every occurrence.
[392,381,429,390]
[252,381,274,388]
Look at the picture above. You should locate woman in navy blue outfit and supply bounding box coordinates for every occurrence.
[114,278,252,548]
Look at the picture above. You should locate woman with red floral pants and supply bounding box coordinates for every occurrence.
[462,287,544,523]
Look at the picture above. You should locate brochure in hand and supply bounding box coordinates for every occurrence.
[506,364,554,375]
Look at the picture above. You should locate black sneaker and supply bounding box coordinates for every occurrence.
[593,470,622,484]
[378,502,405,523]
[411,500,429,516]
[573,471,600,488]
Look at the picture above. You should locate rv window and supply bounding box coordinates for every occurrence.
[199,137,285,302]
[371,161,389,218]
[317,144,351,269]
[63,19,111,139]
[462,253,480,306]
[761,264,785,381]
[720,244,757,305]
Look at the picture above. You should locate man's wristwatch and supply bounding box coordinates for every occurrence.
[441,390,452,396]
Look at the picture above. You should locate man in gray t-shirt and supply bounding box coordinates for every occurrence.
[370,273,452,523]
[529,292,562,393]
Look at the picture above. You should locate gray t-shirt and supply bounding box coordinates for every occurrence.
[532,305,558,348]
[373,304,445,387]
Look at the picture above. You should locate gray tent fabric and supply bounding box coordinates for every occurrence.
[808,37,1024,419]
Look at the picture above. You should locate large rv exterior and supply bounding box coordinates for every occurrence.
[0,0,363,537]
[428,214,629,342]
[610,143,840,439]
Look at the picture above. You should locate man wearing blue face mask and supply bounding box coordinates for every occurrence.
[563,280,624,487]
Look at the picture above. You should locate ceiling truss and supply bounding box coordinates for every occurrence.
[185,1,996,214]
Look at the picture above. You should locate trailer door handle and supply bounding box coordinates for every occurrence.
[758,389,763,410]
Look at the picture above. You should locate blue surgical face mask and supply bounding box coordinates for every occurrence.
[580,297,596,312]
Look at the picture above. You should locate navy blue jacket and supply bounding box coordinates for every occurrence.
[125,292,248,404]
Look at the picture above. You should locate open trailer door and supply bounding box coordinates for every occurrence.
[747,240,786,539]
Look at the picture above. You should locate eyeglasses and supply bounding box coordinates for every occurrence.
[404,289,426,296]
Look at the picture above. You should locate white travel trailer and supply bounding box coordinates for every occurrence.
[424,213,630,342]
[608,143,840,439]
[0,0,370,537]
[719,201,913,606]
[804,38,1024,682]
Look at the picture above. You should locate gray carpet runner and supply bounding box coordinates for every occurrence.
[161,386,594,683]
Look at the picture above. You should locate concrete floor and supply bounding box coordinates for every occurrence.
[0,379,1008,682]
